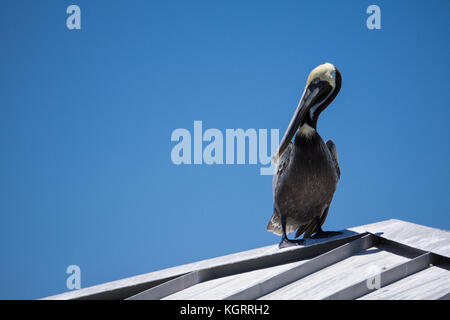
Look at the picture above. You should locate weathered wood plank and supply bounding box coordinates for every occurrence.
[260,245,409,300]
[350,219,450,258]
[359,264,450,300]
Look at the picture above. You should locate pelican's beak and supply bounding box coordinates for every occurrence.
[273,72,336,163]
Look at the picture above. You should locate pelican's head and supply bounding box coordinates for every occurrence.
[273,63,341,163]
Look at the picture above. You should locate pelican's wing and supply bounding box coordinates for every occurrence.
[272,142,292,194]
[267,142,292,235]
[326,139,340,179]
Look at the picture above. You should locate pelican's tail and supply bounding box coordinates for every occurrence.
[266,209,297,236]
[266,210,282,236]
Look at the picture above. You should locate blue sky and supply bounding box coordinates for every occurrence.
[1,0,449,299]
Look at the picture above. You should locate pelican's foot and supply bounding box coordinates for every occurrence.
[310,230,342,239]
[279,237,305,249]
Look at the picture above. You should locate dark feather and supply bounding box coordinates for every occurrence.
[326,140,340,179]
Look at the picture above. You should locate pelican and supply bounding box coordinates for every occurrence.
[267,63,342,248]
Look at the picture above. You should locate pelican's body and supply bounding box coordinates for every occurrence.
[268,126,340,237]
[266,63,342,248]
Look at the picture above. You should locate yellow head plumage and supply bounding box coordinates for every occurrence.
[306,62,337,89]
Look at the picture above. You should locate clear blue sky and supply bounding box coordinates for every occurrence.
[1,0,449,299]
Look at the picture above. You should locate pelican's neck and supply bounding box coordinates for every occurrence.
[298,123,315,139]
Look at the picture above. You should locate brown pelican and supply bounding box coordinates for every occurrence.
[267,63,342,248]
